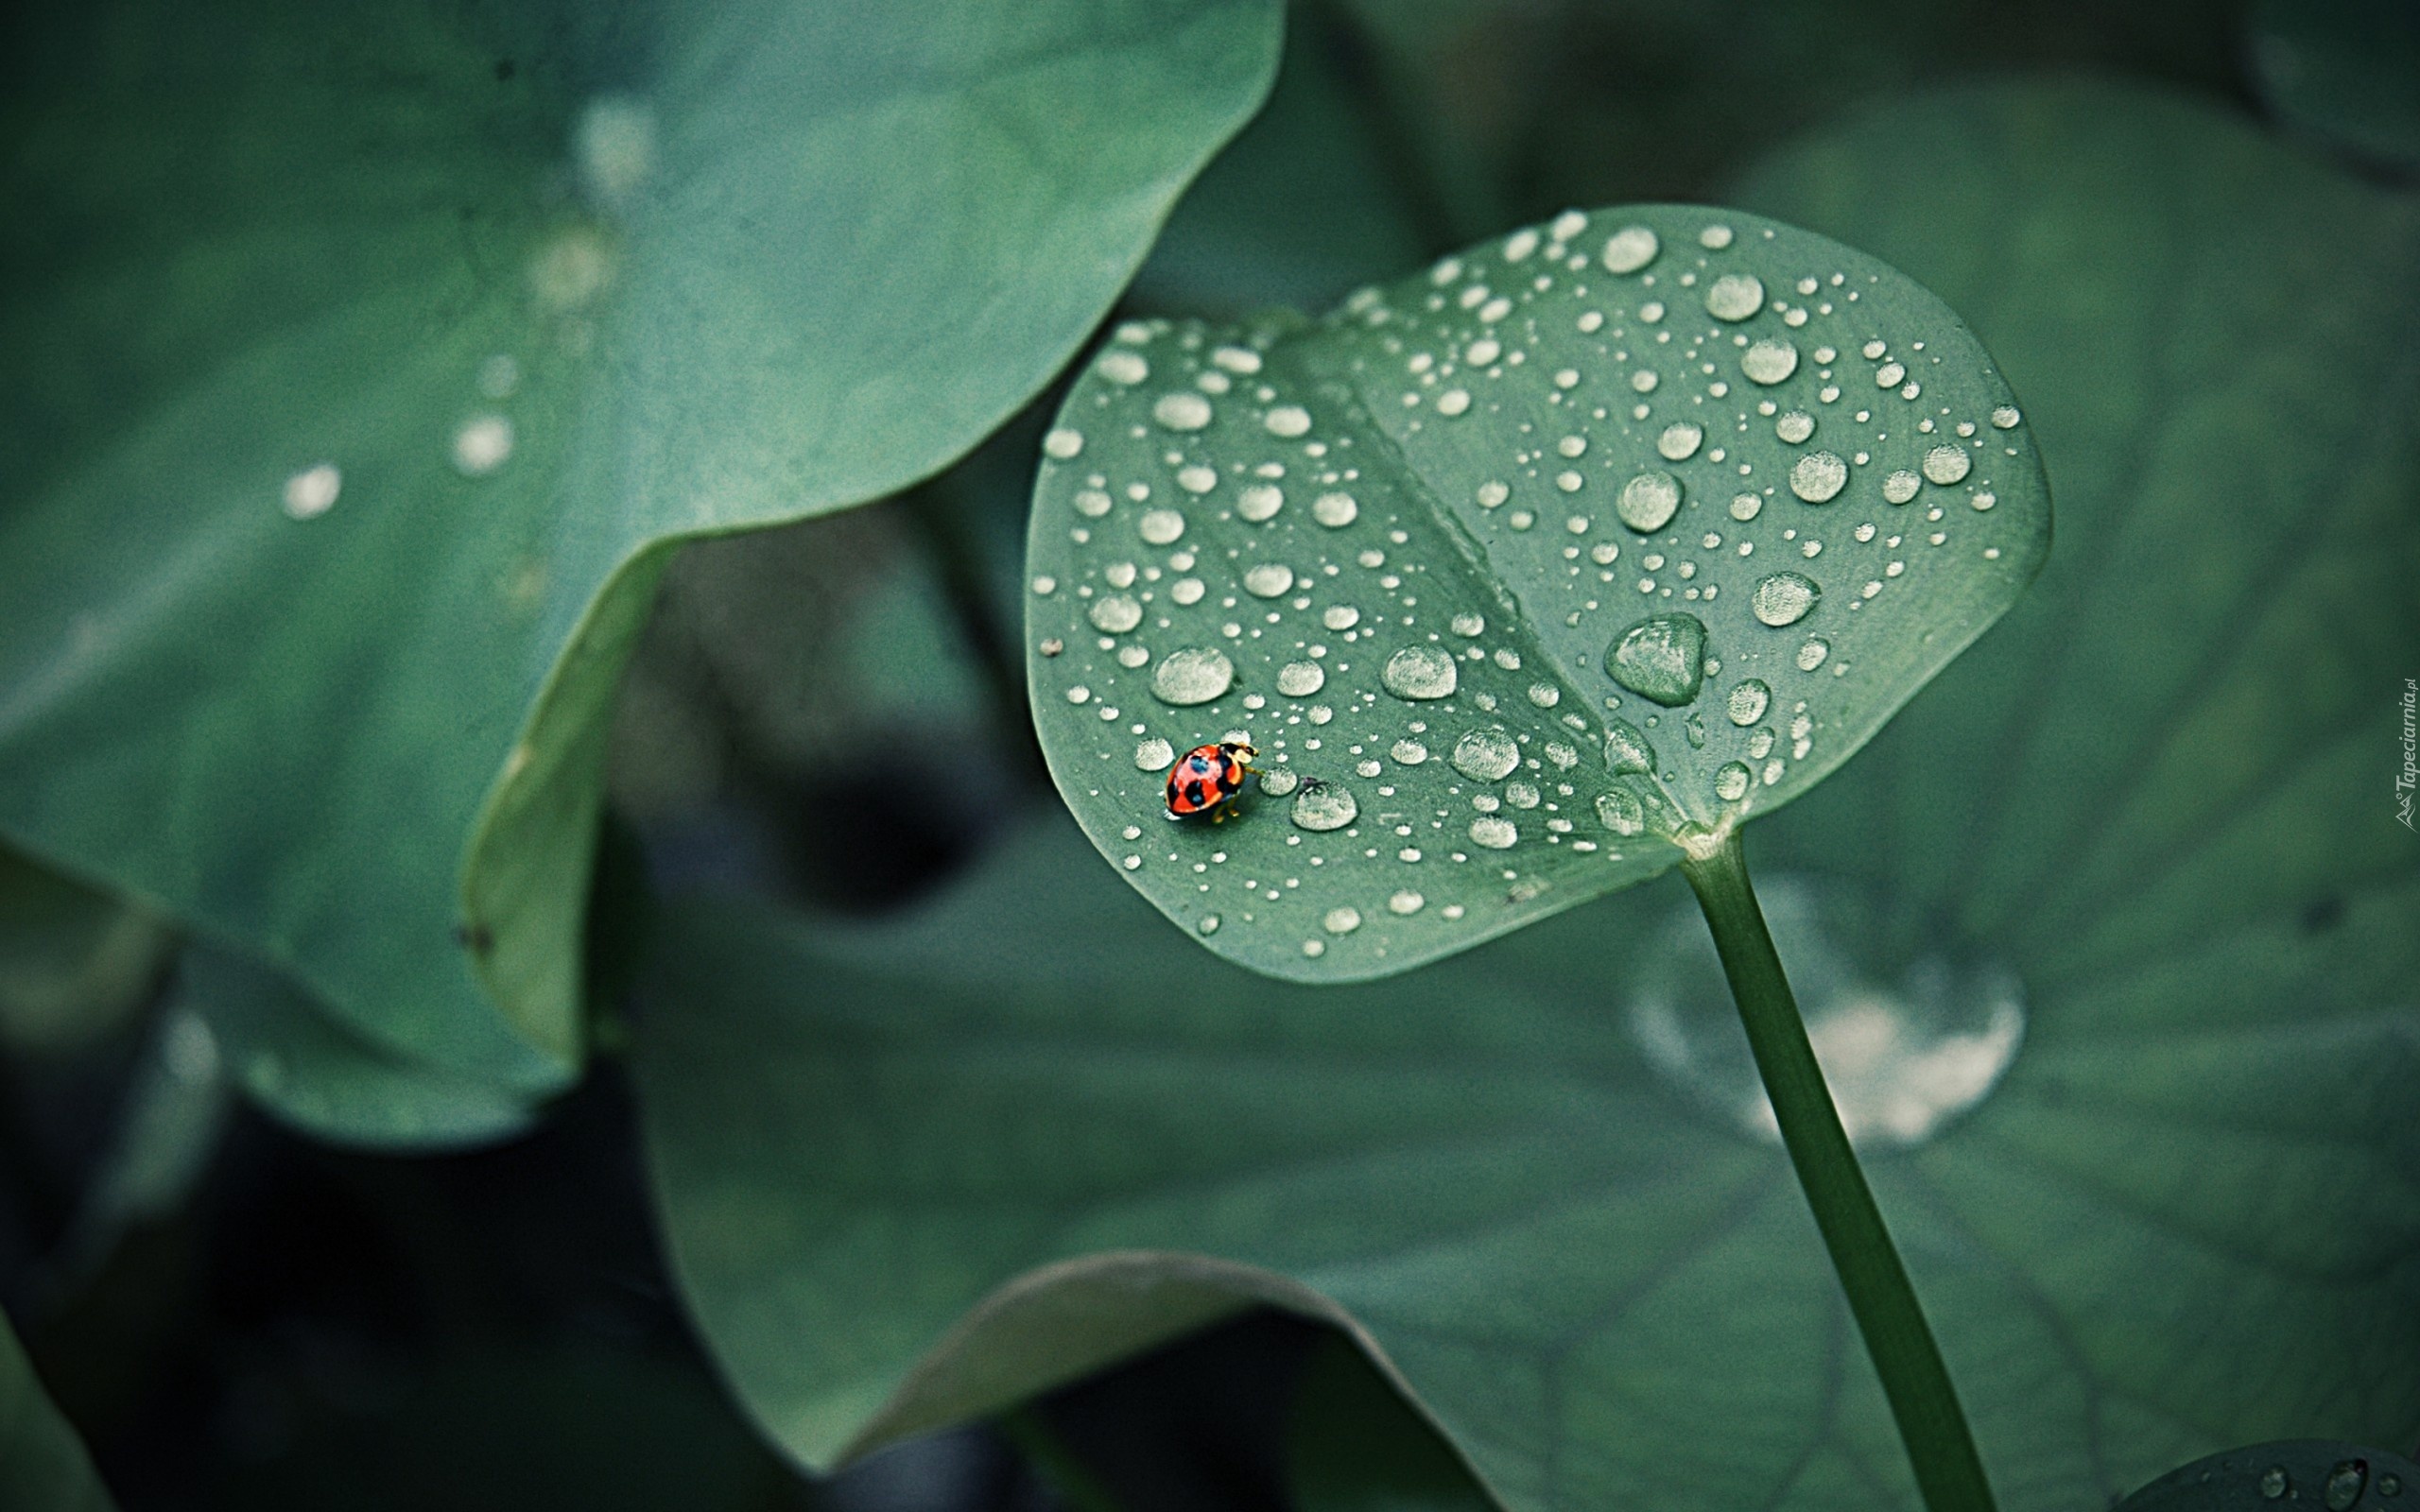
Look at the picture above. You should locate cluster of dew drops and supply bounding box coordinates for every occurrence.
[1029,209,2026,960]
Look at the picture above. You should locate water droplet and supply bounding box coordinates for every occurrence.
[1265,404,1311,438]
[1795,637,1830,671]
[1466,337,1502,366]
[1752,572,1821,627]
[1989,404,2021,429]
[1608,613,1708,707]
[1596,788,1646,835]
[1789,452,1848,504]
[2377,1471,2400,1496]
[1098,350,1149,385]
[1323,607,1360,631]
[1138,508,1186,545]
[1152,647,1234,705]
[1921,445,1972,485]
[1776,410,1816,444]
[1699,223,1734,249]
[1323,905,1362,935]
[1291,782,1357,831]
[1450,728,1521,782]
[1258,768,1300,797]
[1244,563,1294,598]
[1476,482,1509,509]
[1726,679,1771,726]
[1313,491,1357,527]
[1658,422,1704,461]
[1153,392,1212,431]
[1600,226,1659,273]
[1089,594,1143,633]
[1171,577,1205,606]
[478,353,521,398]
[1436,388,1471,416]
[1741,339,1799,386]
[1469,816,1519,849]
[281,463,341,520]
[1197,915,1220,935]
[1882,470,1921,505]
[2327,1462,2368,1510]
[1383,646,1460,701]
[1278,661,1325,697]
[1044,428,1084,459]
[1505,781,1540,809]
[1729,493,1763,523]
[1236,484,1284,522]
[1603,719,1656,774]
[2262,1468,2290,1501]
[1712,762,1752,801]
[1450,612,1486,637]
[1875,361,1907,387]
[1618,471,1684,533]
[1135,737,1175,771]
[1391,738,1428,765]
[1389,889,1425,915]
[1176,465,1217,494]
[453,415,514,476]
[1074,489,1114,518]
[1704,273,1764,321]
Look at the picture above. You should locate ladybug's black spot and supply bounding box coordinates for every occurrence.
[1183,781,1208,809]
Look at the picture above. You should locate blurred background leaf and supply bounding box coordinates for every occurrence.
[2,1306,118,1512]
[0,0,1284,1108]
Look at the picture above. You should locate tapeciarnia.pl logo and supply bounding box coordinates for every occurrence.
[2398,677,2416,831]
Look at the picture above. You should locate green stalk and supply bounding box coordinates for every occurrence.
[1677,826,1996,1512]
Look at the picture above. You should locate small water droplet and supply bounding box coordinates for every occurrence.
[1658,422,1704,461]
[1989,404,2021,429]
[1135,738,1175,771]
[1323,905,1362,935]
[1291,782,1357,831]
[1043,428,1084,459]
[1244,563,1295,598]
[1528,682,1562,708]
[1258,768,1300,797]
[1436,388,1471,417]
[1153,392,1213,431]
[1450,612,1486,637]
[1608,613,1708,707]
[1726,679,1771,726]
[1389,889,1425,915]
[1601,226,1659,273]
[2377,1471,2400,1496]
[1235,484,1284,523]
[1198,915,1220,935]
[1789,452,1848,503]
[1476,481,1509,509]
[1752,572,1821,627]
[1776,410,1816,444]
[1391,738,1428,765]
[1713,762,1752,801]
[1466,337,1502,366]
[1382,646,1460,701]
[1074,489,1114,518]
[1098,350,1149,385]
[1505,781,1540,809]
[453,415,515,476]
[1795,637,1830,671]
[1265,404,1312,438]
[1138,508,1187,545]
[2262,1467,2290,1501]
[1303,938,1325,957]
[1313,491,1357,527]
[1090,594,1143,633]
[1451,728,1521,782]
[1469,816,1519,849]
[1729,493,1763,523]
[1922,445,1972,485]
[281,463,341,520]
[1278,661,1325,697]
[1152,647,1234,705]
[2327,1461,2369,1510]
[1742,339,1799,385]
[1618,471,1684,533]
[1596,788,1646,835]
[1882,470,1921,505]
[1704,273,1764,321]
[1603,719,1656,775]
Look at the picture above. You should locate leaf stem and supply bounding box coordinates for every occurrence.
[1677,827,1996,1512]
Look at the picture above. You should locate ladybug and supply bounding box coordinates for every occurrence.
[1166,742,1257,819]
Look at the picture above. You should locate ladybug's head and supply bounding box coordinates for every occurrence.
[1219,741,1257,765]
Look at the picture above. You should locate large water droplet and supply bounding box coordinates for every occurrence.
[1713,762,1752,802]
[1922,444,1972,485]
[1450,728,1521,782]
[1596,788,1645,835]
[1312,491,1357,527]
[1152,392,1213,431]
[1600,226,1658,273]
[1789,451,1848,503]
[1657,422,1704,461]
[2327,1462,2368,1511]
[1323,905,1362,935]
[1631,878,2026,1148]
[1243,563,1294,598]
[1752,572,1821,627]
[1089,594,1143,633]
[1138,508,1186,545]
[1617,472,1683,533]
[1389,890,1425,915]
[1704,272,1764,321]
[1469,816,1518,849]
[1608,613,1707,707]
[1152,647,1234,705]
[1382,646,1460,701]
[1290,782,1358,832]
[1277,661,1325,697]
[1603,718,1656,774]
[1726,679,1771,726]
[1741,338,1799,386]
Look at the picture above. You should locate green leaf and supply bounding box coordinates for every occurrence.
[181,945,537,1150]
[2251,0,2420,173]
[635,79,2420,1512]
[2115,1441,2420,1511]
[1288,1334,1495,1512]
[0,0,1283,1091]
[0,846,170,1055]
[1026,205,2047,983]
[0,1309,116,1512]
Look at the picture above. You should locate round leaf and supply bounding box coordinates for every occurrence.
[2117,1441,2420,1511]
[0,0,1282,1088]
[1027,206,2047,981]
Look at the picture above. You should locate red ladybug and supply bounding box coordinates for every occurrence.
[1166,742,1257,819]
